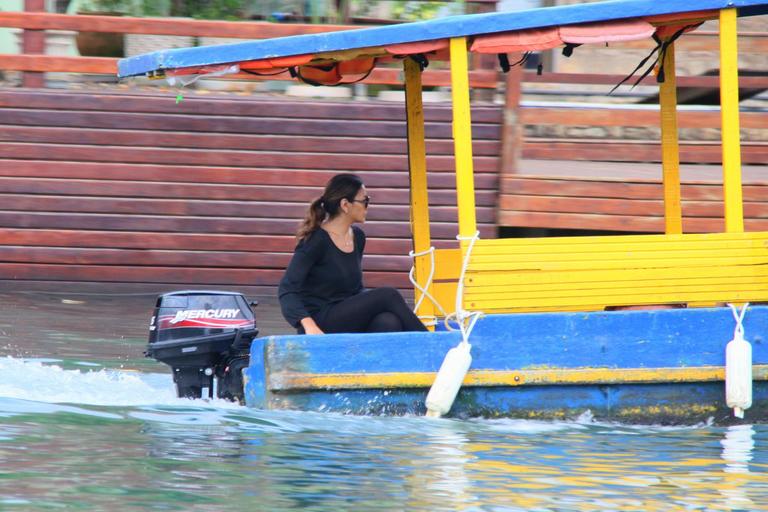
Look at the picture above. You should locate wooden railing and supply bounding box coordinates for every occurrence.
[5,10,768,90]
[0,10,502,88]
[4,7,768,178]
[2,6,768,293]
[0,87,504,294]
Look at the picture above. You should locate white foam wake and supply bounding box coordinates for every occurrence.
[0,356,203,407]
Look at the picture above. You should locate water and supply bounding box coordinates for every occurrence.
[1,293,767,511]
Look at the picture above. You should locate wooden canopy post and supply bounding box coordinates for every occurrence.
[22,0,46,88]
[449,37,478,240]
[499,61,523,175]
[404,57,434,324]
[719,8,745,233]
[659,42,682,234]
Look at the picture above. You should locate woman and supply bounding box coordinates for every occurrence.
[278,173,428,334]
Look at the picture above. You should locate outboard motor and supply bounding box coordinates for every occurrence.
[146,291,258,402]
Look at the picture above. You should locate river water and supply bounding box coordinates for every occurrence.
[1,292,766,511]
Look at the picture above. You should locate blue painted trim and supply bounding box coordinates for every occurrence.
[256,307,768,375]
[265,330,463,374]
[464,307,768,369]
[118,0,768,77]
[257,382,768,422]
[242,336,268,408]
[243,306,768,420]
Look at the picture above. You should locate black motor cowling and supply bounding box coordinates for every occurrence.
[146,291,258,402]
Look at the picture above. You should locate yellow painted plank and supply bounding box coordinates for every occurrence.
[404,57,433,324]
[471,232,768,249]
[449,36,477,240]
[479,303,728,313]
[269,366,768,391]
[470,234,768,255]
[465,279,768,302]
[477,304,620,313]
[432,281,458,316]
[468,257,768,274]
[471,248,768,264]
[465,262,768,287]
[473,244,768,259]
[466,291,766,308]
[433,248,462,280]
[719,7,745,233]
[464,265,768,293]
[468,255,768,272]
[464,276,768,300]
[467,253,768,275]
[467,288,768,311]
[453,231,768,314]
[465,274,768,297]
[471,247,768,260]
[659,42,682,234]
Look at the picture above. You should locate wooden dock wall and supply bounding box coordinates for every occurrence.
[0,88,501,295]
[1,87,767,295]
[502,105,768,234]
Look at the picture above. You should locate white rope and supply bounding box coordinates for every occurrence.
[443,231,483,344]
[408,246,447,326]
[728,302,750,338]
[407,231,484,340]
[166,64,240,88]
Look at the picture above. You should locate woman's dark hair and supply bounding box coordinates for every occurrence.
[297,173,364,241]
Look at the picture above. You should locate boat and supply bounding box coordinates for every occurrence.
[121,0,768,423]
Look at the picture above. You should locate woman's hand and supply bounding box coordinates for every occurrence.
[301,317,324,335]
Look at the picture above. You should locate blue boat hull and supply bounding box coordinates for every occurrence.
[243,307,768,423]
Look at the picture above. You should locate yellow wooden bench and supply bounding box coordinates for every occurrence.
[425,232,768,316]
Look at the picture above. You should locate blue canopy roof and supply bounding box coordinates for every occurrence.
[118,0,768,78]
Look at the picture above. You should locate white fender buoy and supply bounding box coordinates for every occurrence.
[425,341,472,418]
[425,231,481,418]
[725,304,752,419]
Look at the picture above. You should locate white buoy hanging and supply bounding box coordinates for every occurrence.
[425,340,473,417]
[725,303,752,419]
[425,232,482,418]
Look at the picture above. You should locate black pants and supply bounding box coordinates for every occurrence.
[318,287,428,334]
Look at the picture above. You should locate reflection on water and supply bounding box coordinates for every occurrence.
[720,424,757,510]
[0,358,766,511]
[722,424,755,473]
[0,291,767,511]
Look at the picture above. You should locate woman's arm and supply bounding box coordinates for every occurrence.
[354,226,366,291]
[278,236,322,328]
[300,316,324,335]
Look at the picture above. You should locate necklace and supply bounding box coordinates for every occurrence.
[325,227,353,247]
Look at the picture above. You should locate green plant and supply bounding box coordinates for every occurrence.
[137,0,171,16]
[75,0,251,19]
[75,0,140,14]
[147,0,249,19]
[391,1,463,21]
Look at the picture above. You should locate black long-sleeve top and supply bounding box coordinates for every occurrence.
[278,226,365,328]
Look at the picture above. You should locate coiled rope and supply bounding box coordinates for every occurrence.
[408,231,484,342]
[408,246,446,326]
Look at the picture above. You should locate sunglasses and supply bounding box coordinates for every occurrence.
[350,195,371,208]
